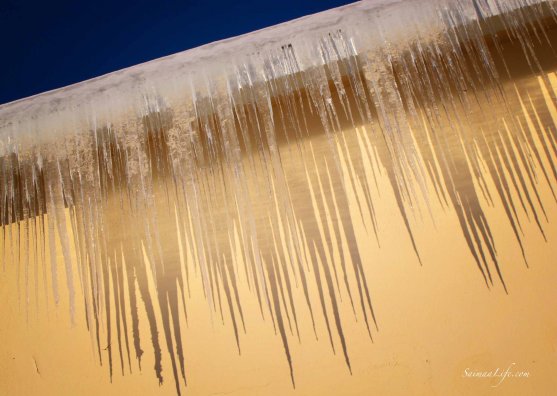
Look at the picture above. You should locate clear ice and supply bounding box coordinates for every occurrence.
[1,0,557,394]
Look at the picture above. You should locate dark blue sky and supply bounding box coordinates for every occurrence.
[0,0,355,105]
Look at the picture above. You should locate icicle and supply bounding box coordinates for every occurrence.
[0,0,556,394]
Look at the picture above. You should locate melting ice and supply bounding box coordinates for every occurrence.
[1,0,557,394]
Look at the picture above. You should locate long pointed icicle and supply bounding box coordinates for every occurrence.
[1,0,557,394]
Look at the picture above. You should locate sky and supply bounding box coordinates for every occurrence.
[0,0,356,105]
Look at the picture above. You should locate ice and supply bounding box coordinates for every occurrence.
[1,0,557,394]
